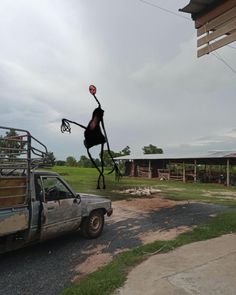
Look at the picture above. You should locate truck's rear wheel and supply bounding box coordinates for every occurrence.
[81,210,104,239]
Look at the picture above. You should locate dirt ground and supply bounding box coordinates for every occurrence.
[203,190,236,199]
[74,195,192,281]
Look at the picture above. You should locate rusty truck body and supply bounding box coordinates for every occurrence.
[0,126,112,254]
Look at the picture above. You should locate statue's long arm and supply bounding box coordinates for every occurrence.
[61,118,86,133]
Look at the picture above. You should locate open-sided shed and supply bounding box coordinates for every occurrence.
[115,151,236,186]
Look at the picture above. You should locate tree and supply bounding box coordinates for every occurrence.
[78,155,101,168]
[120,146,131,155]
[94,158,101,168]
[47,151,56,166]
[101,150,120,168]
[97,147,130,168]
[66,156,77,167]
[78,155,93,168]
[56,160,66,166]
[0,129,25,159]
[142,144,163,154]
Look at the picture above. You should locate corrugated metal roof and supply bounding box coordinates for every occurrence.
[179,0,219,15]
[115,151,236,161]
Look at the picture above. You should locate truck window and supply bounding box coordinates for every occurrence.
[41,177,74,202]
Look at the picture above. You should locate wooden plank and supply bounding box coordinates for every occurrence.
[0,187,26,197]
[198,31,236,57]
[195,0,236,29]
[213,16,236,32]
[0,177,26,187]
[197,18,236,47]
[197,6,236,36]
[0,196,26,208]
[0,177,27,206]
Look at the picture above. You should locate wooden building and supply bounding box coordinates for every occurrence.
[115,152,236,186]
[180,0,236,57]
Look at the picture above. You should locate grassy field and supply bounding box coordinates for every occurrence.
[49,166,236,295]
[51,166,236,206]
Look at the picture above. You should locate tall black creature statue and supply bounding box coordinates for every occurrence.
[61,85,121,189]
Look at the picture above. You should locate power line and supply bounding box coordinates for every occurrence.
[138,0,236,52]
[138,0,191,21]
[212,51,236,74]
[138,0,236,55]
[138,0,236,73]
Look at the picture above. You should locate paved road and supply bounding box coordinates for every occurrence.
[0,202,230,295]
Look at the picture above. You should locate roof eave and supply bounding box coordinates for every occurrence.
[179,0,223,20]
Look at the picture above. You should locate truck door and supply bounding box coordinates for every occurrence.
[40,176,82,240]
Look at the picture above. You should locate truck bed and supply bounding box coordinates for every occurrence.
[0,206,29,237]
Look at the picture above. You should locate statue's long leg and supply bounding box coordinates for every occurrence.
[87,148,103,189]
[100,143,106,189]
[100,119,121,180]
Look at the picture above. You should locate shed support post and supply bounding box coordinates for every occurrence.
[131,160,135,177]
[183,162,186,183]
[148,160,152,179]
[227,159,230,187]
[194,160,197,183]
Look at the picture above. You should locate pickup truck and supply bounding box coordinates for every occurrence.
[0,126,113,254]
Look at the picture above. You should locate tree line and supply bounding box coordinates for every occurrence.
[57,146,132,168]
[56,144,163,168]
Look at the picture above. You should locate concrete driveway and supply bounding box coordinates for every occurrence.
[116,234,236,295]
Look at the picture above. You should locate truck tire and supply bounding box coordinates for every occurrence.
[81,210,104,239]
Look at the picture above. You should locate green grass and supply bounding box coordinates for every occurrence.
[61,211,236,295]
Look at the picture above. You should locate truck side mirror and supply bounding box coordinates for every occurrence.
[73,194,81,204]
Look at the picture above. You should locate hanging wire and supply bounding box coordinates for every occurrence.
[212,51,236,74]
[139,0,236,52]
[138,1,236,73]
[203,24,236,75]
[138,0,191,21]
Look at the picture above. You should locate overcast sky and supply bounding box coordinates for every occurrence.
[1,0,236,160]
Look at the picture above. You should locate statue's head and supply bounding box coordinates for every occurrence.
[89,85,96,95]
